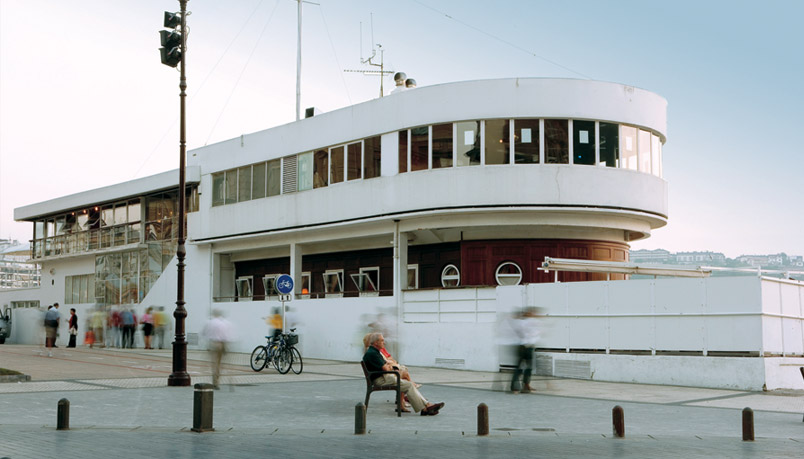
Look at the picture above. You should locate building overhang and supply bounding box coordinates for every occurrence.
[14,167,201,221]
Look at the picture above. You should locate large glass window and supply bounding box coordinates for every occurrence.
[313,150,328,188]
[267,159,281,196]
[224,169,237,204]
[573,120,596,165]
[599,122,619,167]
[638,129,652,173]
[620,125,638,170]
[363,136,381,179]
[654,136,663,178]
[330,146,344,184]
[456,121,481,167]
[431,123,453,169]
[237,166,251,202]
[347,142,362,180]
[484,119,509,165]
[514,119,540,164]
[212,172,225,206]
[297,152,313,191]
[398,130,408,173]
[252,162,267,198]
[544,119,569,164]
[410,126,429,171]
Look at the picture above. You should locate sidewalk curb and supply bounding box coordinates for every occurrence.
[0,374,31,383]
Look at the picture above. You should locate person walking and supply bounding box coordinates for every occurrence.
[67,308,78,348]
[510,307,542,394]
[121,308,136,348]
[43,303,60,357]
[202,310,234,389]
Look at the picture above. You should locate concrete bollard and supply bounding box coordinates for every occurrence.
[612,405,625,438]
[742,407,754,441]
[477,403,489,436]
[57,398,70,430]
[355,403,366,435]
[192,383,215,432]
[800,368,804,422]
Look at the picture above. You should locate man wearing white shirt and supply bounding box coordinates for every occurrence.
[202,309,235,389]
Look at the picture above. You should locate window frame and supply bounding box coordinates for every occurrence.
[323,269,344,297]
[495,261,523,286]
[235,276,253,301]
[406,264,419,290]
[441,264,461,288]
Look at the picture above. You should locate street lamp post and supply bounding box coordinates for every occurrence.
[160,0,191,387]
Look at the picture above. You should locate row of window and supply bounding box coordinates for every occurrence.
[210,119,663,209]
[230,261,524,300]
[30,189,198,259]
[212,137,382,206]
[398,120,662,176]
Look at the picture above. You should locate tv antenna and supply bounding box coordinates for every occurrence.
[344,15,393,97]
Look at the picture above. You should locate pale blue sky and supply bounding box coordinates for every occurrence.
[1,0,802,258]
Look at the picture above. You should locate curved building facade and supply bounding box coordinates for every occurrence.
[193,78,667,296]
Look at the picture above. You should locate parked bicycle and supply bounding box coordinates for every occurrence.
[250,328,303,374]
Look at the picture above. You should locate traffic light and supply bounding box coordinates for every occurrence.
[159,11,182,68]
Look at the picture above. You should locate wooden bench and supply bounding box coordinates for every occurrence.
[361,361,402,417]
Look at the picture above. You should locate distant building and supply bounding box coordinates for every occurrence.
[789,255,804,267]
[0,239,40,289]
[737,255,769,267]
[675,251,726,264]
[630,248,672,263]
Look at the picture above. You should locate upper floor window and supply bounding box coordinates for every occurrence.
[599,122,619,167]
[456,121,481,167]
[398,130,409,173]
[330,146,345,184]
[432,123,453,169]
[573,120,596,165]
[638,129,652,174]
[544,119,569,164]
[514,119,540,164]
[236,277,253,301]
[484,119,509,165]
[350,267,379,295]
[620,125,637,170]
[410,126,429,171]
[363,136,381,179]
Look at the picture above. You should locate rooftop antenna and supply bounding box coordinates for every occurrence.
[296,0,320,121]
[344,14,393,97]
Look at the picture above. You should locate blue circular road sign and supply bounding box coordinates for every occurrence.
[276,274,294,295]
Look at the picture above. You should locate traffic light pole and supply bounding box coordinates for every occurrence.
[167,0,191,387]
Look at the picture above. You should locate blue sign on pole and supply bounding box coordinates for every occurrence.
[276,274,294,295]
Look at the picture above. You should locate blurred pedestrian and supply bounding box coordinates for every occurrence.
[44,303,60,357]
[154,306,168,349]
[90,308,105,348]
[121,308,136,348]
[509,307,542,394]
[141,307,154,349]
[67,308,78,348]
[202,309,234,389]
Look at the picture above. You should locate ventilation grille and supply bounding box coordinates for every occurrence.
[554,359,591,379]
[533,355,553,376]
[282,156,297,194]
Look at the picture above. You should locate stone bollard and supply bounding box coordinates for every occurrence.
[742,407,754,441]
[477,403,489,436]
[800,368,804,422]
[612,405,625,438]
[355,403,366,435]
[57,398,70,430]
[192,383,215,432]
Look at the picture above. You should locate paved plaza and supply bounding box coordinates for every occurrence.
[1,345,803,458]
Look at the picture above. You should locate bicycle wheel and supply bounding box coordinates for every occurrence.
[250,345,268,372]
[275,347,292,374]
[268,343,279,370]
[290,347,303,374]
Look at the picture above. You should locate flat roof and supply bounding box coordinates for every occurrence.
[14,167,200,221]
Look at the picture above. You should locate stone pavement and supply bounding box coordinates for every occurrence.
[1,345,803,458]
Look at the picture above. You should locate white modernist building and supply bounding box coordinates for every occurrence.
[3,78,802,390]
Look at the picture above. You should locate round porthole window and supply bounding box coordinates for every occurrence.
[495,261,522,286]
[441,264,460,287]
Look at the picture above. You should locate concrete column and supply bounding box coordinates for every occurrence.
[289,243,303,296]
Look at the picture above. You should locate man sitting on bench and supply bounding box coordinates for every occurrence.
[362,332,445,416]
